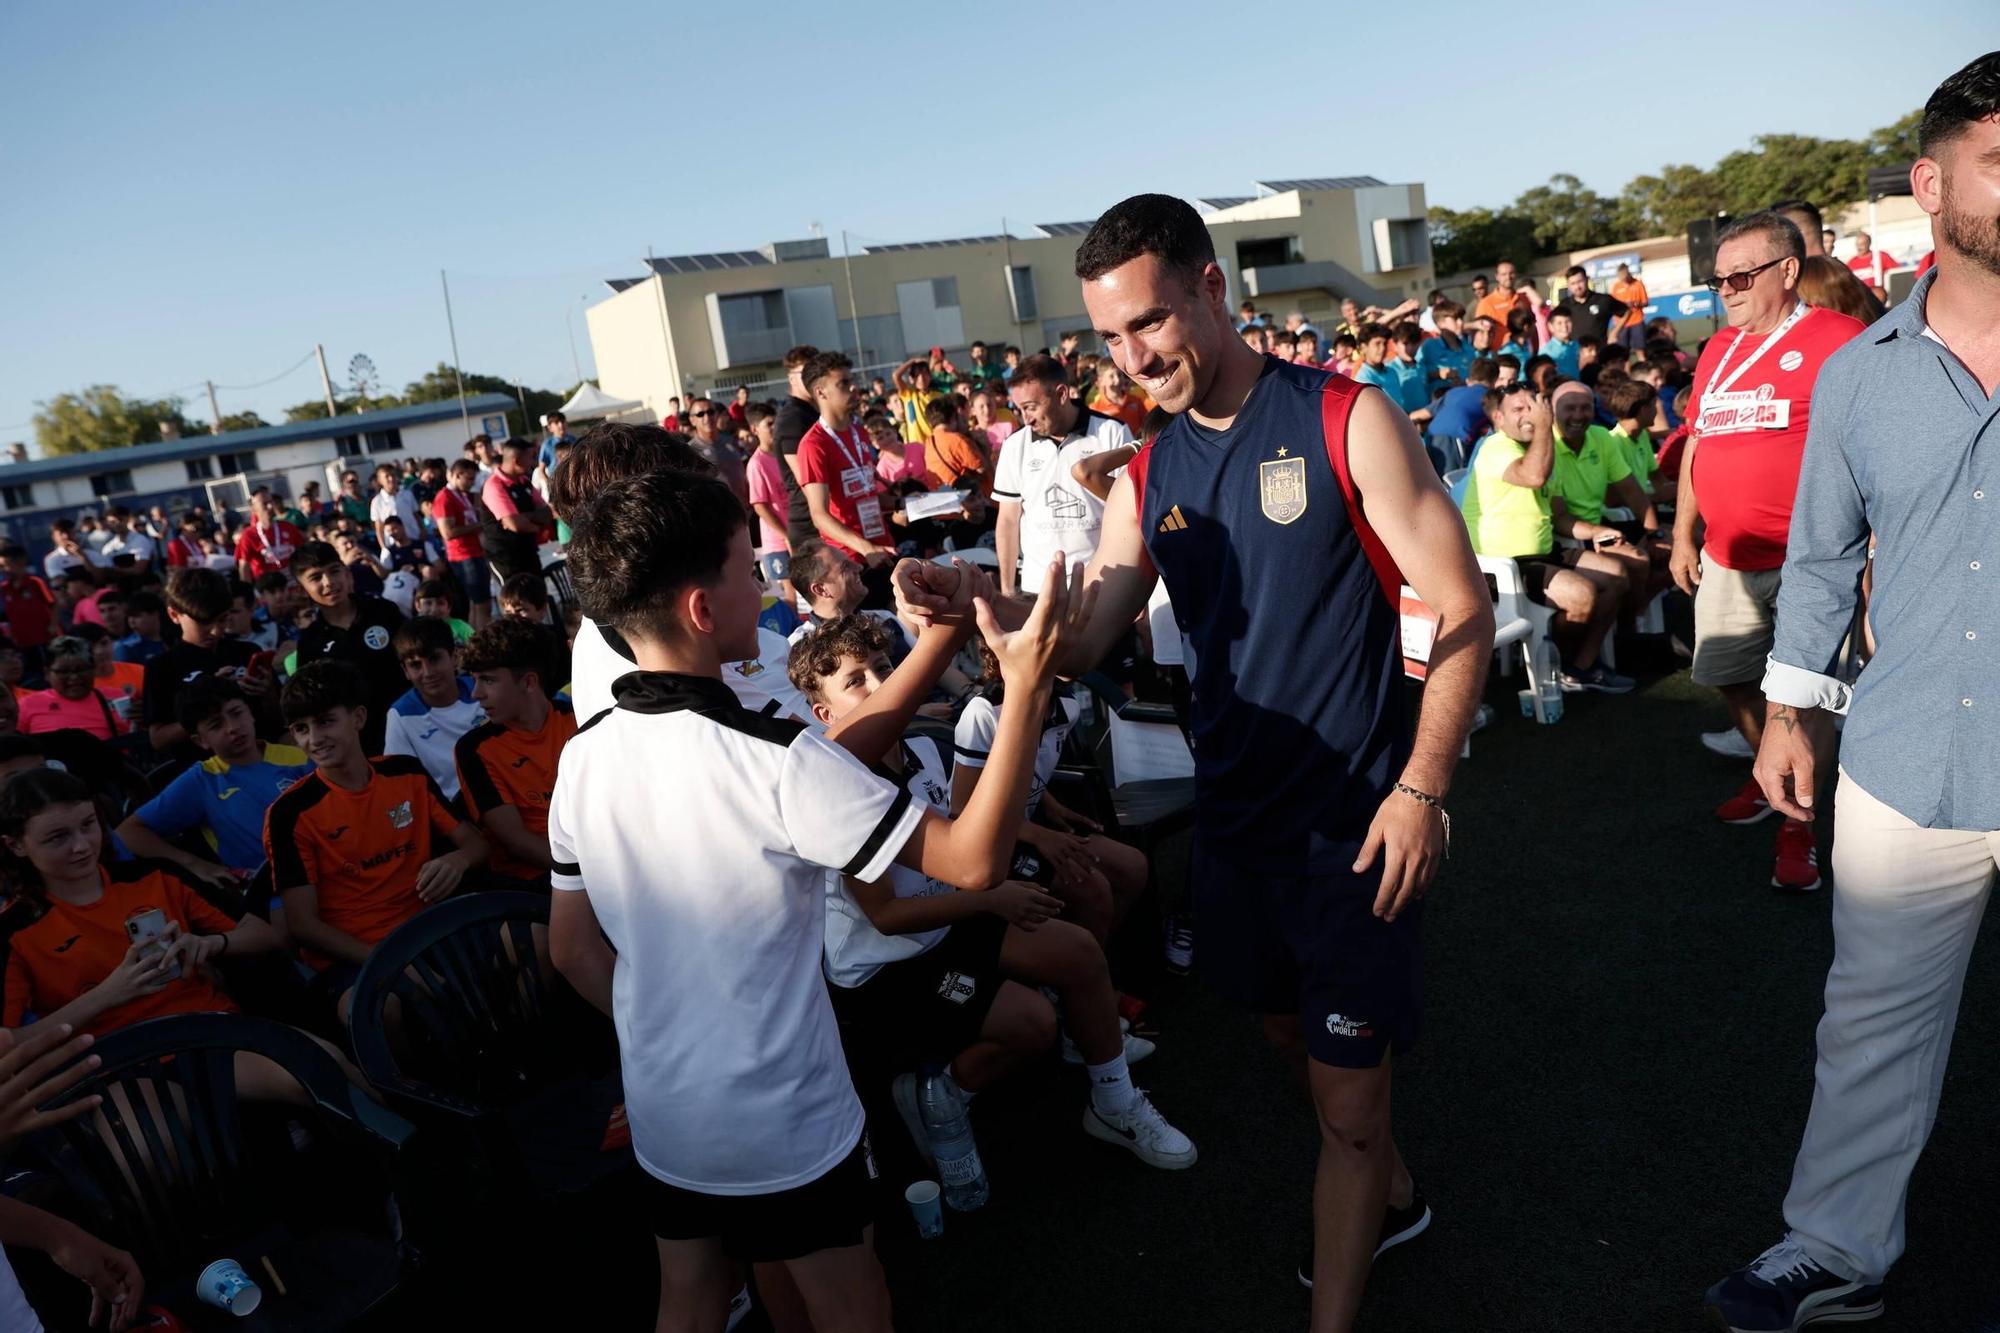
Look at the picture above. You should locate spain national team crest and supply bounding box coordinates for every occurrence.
[1259,453,1308,525]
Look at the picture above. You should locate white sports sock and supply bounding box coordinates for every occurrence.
[1087,1053,1136,1115]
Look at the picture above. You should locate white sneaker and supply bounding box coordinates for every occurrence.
[1083,1091,1198,1170]
[1061,1030,1153,1066]
[1702,728,1756,759]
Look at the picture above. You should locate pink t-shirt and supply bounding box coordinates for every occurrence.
[876,446,929,487]
[19,688,129,741]
[744,449,789,551]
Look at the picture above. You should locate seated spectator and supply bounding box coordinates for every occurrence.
[455,618,577,885]
[867,409,930,487]
[0,768,283,1041]
[18,636,131,743]
[1548,382,1666,616]
[1457,383,1634,693]
[1294,329,1322,366]
[143,567,267,757]
[266,661,486,1019]
[500,571,552,625]
[1606,380,1666,500]
[1655,384,1695,483]
[90,587,131,642]
[1348,322,1396,395]
[1328,331,1359,377]
[1498,307,1539,367]
[790,614,1193,1169]
[1542,310,1581,377]
[116,677,312,889]
[1385,321,1432,420]
[786,541,913,652]
[924,397,991,492]
[249,570,300,651]
[112,590,167,670]
[383,617,484,800]
[1414,301,1473,391]
[332,527,387,598]
[411,578,473,644]
[951,643,1148,946]
[290,540,407,755]
[1427,358,1500,471]
[63,624,142,733]
[0,547,57,677]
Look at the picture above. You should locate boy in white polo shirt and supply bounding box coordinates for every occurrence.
[547,467,1087,1331]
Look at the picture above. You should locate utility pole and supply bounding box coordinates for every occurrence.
[840,231,864,366]
[440,270,472,441]
[565,303,584,387]
[315,343,338,418]
[206,380,223,432]
[513,379,530,436]
[648,246,677,404]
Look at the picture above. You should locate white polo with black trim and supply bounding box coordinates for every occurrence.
[548,670,923,1196]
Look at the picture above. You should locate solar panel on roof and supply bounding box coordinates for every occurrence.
[1199,196,1253,210]
[1256,176,1387,193]
[1036,221,1095,236]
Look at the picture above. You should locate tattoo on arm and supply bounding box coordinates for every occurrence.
[1773,705,1800,736]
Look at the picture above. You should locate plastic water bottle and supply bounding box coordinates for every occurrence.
[919,1066,988,1211]
[1533,639,1564,724]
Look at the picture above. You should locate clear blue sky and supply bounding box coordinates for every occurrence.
[2,0,1988,447]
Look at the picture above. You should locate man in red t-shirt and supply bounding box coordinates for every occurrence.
[1843,231,1899,293]
[0,544,56,663]
[794,351,897,603]
[435,458,491,625]
[1670,210,1864,891]
[233,488,305,582]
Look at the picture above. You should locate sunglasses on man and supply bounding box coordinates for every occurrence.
[1704,257,1785,293]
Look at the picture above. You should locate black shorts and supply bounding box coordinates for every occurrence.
[830,915,1008,1069]
[1192,842,1422,1069]
[641,1138,875,1262]
[1515,554,1569,607]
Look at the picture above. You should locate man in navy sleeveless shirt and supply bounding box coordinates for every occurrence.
[897,194,1493,1332]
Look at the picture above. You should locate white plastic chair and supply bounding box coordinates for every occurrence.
[1474,555,1559,720]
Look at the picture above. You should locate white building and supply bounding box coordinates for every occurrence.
[1,394,516,553]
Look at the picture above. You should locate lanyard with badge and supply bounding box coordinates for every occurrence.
[827,424,885,538]
[1695,299,1808,437]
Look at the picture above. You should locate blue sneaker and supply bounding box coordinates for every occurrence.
[1560,663,1637,694]
[1705,1238,1883,1331]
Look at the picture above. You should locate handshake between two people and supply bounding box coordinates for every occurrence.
[894,551,1098,692]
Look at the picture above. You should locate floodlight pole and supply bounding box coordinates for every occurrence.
[440,270,472,440]
[841,231,864,364]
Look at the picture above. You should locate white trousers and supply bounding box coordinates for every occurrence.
[1783,770,1994,1283]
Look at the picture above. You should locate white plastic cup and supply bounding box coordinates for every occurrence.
[904,1180,944,1239]
[196,1258,262,1316]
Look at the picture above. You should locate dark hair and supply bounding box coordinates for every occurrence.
[567,470,745,639]
[252,570,291,597]
[0,768,100,897]
[0,544,27,561]
[165,567,231,621]
[787,539,846,599]
[415,578,453,603]
[1606,379,1658,422]
[786,613,896,701]
[289,540,341,577]
[1074,193,1216,287]
[392,616,457,663]
[462,616,552,683]
[547,422,711,521]
[1920,53,2000,156]
[1434,299,1467,320]
[923,398,957,426]
[1494,353,1521,374]
[1564,265,1588,280]
[1009,353,1068,390]
[1466,357,1500,386]
[1507,308,1536,340]
[176,675,250,736]
[744,402,775,429]
[126,590,164,619]
[1716,209,1806,263]
[1769,197,1824,237]
[783,345,821,372]
[1390,321,1422,347]
[802,351,852,394]
[545,410,567,426]
[95,587,128,608]
[281,658,369,724]
[67,622,110,646]
[1355,322,1391,343]
[500,572,549,610]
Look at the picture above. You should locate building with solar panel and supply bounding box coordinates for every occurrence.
[585,176,1432,414]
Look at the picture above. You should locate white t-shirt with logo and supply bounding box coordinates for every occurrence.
[992,410,1134,582]
[548,673,924,1194]
[382,679,487,800]
[823,735,955,987]
[952,688,1081,817]
[570,618,812,726]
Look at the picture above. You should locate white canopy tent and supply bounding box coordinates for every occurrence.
[557,381,647,422]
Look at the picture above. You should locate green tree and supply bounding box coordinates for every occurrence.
[281,393,397,423]
[1427,205,1540,276]
[1620,163,1730,236]
[1866,110,1923,165]
[216,410,269,433]
[32,385,209,456]
[1711,133,1872,217]
[402,362,566,437]
[1512,174,1628,254]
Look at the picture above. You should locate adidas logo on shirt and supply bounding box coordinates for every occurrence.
[1157,504,1189,534]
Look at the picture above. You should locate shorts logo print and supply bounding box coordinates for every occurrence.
[937,971,976,1005]
[1325,1012,1373,1039]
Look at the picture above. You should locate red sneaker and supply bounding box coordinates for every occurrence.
[1773,820,1822,893]
[1716,776,1779,825]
